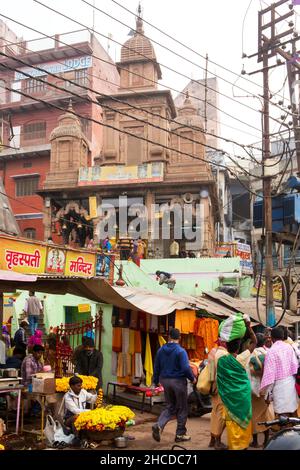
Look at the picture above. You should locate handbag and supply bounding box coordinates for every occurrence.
[44,414,75,447]
[196,363,212,395]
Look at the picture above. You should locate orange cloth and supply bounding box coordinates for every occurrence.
[134,330,142,353]
[194,318,219,352]
[112,327,122,352]
[175,310,196,334]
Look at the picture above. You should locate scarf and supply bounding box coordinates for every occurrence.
[217,354,252,429]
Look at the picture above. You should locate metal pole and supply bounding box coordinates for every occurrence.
[263,42,275,326]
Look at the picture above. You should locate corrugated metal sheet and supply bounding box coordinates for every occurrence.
[203,291,299,326]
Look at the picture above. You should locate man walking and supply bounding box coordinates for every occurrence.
[23,291,43,336]
[260,326,299,417]
[152,328,196,443]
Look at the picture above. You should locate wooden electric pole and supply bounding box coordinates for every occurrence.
[262,38,276,326]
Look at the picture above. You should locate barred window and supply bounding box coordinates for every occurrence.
[23,122,46,140]
[23,228,36,239]
[15,176,39,197]
[24,78,47,94]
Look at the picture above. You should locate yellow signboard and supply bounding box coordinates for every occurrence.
[79,162,164,186]
[65,250,96,277]
[89,196,98,219]
[0,238,47,274]
[78,304,91,313]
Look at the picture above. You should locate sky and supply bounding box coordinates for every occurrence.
[0,0,298,164]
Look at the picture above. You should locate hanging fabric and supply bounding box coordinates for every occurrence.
[122,328,130,353]
[111,351,118,376]
[150,315,159,332]
[112,327,122,352]
[158,335,166,347]
[144,333,153,386]
[175,310,196,334]
[134,353,143,379]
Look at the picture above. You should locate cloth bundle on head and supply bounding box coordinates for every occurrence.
[218,313,246,342]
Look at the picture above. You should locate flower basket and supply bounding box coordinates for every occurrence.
[81,428,124,442]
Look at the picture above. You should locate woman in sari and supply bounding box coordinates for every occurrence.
[217,337,252,450]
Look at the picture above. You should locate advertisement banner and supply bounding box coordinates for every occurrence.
[235,243,253,275]
[78,162,164,186]
[65,250,96,277]
[0,238,47,274]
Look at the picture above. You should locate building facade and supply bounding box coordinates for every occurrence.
[0,29,119,241]
[41,14,219,257]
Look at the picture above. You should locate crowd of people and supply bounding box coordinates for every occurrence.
[151,322,300,450]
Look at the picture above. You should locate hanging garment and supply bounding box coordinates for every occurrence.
[112,327,122,352]
[134,330,142,353]
[146,313,151,332]
[150,315,159,332]
[128,330,135,355]
[158,316,167,334]
[158,336,166,347]
[138,311,147,331]
[130,311,138,329]
[134,353,144,379]
[119,309,128,327]
[122,328,130,353]
[144,333,153,386]
[175,310,196,334]
[111,351,118,376]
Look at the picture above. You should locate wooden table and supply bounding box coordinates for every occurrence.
[106,382,154,413]
[0,384,24,434]
[21,391,56,440]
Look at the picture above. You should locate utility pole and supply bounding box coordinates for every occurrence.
[262,37,276,326]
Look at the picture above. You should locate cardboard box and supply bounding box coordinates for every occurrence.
[32,372,56,394]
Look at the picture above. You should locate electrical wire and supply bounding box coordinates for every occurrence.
[109,0,294,107]
[0,55,265,179]
[0,16,264,143]
[33,0,280,134]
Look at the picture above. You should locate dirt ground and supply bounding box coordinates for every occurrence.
[1,409,265,451]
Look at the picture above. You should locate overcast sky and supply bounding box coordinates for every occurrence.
[0,0,298,161]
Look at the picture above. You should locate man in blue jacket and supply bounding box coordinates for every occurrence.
[152,328,196,443]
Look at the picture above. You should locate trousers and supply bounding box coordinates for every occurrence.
[28,315,39,336]
[157,378,188,436]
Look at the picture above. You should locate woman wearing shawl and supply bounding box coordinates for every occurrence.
[217,336,253,450]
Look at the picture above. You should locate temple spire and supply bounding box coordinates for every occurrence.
[136,2,144,34]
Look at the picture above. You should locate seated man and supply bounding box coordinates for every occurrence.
[62,375,97,445]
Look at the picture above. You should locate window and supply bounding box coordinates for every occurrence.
[80,117,89,135]
[24,78,47,94]
[23,161,32,168]
[0,80,6,104]
[15,176,39,197]
[74,69,88,85]
[23,228,36,239]
[23,122,46,141]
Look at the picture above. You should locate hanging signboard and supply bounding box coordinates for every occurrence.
[0,238,47,274]
[78,304,91,313]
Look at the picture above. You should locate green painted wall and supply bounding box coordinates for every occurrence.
[116,258,253,298]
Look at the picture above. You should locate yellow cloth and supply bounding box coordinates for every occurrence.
[144,333,153,386]
[128,330,135,355]
[158,336,166,347]
[225,408,252,450]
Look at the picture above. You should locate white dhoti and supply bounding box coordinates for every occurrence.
[272,376,299,414]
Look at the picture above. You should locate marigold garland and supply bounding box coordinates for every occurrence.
[0,444,4,451]
[55,375,98,392]
[74,405,135,432]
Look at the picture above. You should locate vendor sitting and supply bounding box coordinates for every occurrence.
[63,375,97,435]
[21,344,44,387]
